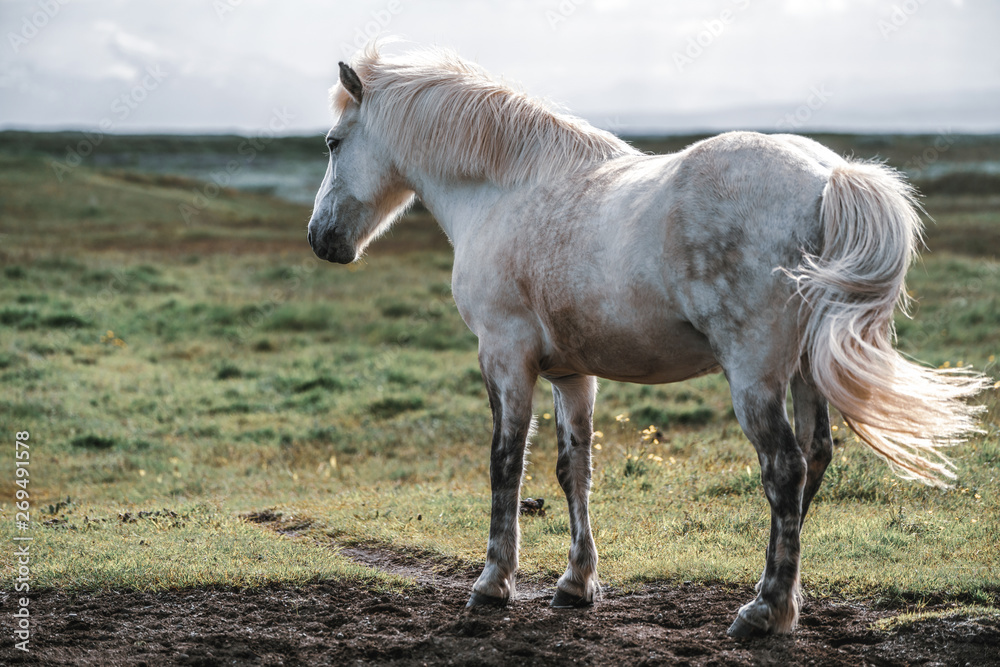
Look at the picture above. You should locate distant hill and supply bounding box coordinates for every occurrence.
[2,131,998,205]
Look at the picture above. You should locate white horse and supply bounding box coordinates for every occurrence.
[307,42,987,636]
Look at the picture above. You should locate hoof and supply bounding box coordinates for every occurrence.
[550,588,593,609]
[726,613,769,638]
[466,590,508,609]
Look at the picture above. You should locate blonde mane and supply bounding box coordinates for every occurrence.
[331,42,640,188]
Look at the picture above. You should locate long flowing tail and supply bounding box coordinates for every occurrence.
[791,160,989,486]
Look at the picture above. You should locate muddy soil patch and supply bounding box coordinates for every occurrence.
[6,513,997,665]
[4,578,998,665]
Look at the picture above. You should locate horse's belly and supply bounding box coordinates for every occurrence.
[542,316,720,384]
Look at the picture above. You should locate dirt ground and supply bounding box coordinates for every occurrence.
[5,533,999,667]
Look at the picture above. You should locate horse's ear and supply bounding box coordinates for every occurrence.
[339,62,364,105]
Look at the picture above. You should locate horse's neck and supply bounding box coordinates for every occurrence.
[406,172,507,248]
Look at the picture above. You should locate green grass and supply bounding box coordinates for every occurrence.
[873,604,1000,632]
[0,501,409,592]
[0,146,998,608]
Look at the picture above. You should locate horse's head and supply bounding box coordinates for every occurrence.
[308,62,414,264]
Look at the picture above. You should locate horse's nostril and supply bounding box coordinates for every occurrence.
[307,230,313,246]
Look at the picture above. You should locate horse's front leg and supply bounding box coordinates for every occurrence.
[467,347,538,607]
[550,374,599,607]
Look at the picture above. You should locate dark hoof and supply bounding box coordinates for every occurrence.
[726,615,768,638]
[550,589,593,609]
[466,590,508,609]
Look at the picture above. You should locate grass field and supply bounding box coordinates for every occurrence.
[1,133,998,616]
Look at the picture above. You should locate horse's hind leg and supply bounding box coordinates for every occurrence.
[726,377,807,637]
[467,346,537,608]
[550,374,599,608]
[755,371,834,595]
[792,370,833,528]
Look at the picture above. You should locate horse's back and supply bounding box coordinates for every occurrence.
[668,131,838,244]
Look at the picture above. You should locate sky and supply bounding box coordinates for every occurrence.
[1,0,999,136]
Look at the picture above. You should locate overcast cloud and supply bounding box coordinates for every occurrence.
[1,0,998,135]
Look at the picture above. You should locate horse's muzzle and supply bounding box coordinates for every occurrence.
[308,227,355,264]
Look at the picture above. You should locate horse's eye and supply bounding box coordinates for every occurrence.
[327,137,342,151]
